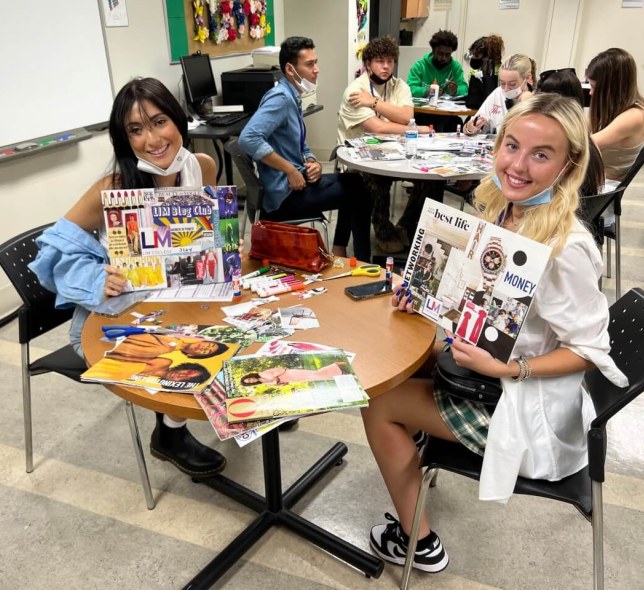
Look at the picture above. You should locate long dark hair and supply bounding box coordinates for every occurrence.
[587,48,644,133]
[108,77,188,189]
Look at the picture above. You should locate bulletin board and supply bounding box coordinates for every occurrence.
[165,0,275,62]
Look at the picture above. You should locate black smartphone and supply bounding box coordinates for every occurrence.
[345,280,392,301]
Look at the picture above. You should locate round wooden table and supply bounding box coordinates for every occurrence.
[83,264,435,417]
[82,260,435,587]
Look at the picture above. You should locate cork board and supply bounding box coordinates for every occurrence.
[166,0,275,62]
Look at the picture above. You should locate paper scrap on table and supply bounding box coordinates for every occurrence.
[278,306,319,330]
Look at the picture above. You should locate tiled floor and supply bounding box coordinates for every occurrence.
[0,172,642,589]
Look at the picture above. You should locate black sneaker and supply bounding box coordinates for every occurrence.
[369,512,449,573]
[412,430,429,455]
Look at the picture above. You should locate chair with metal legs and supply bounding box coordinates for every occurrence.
[400,288,644,590]
[603,146,644,299]
[0,224,155,510]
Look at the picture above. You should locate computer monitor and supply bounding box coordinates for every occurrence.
[180,53,218,108]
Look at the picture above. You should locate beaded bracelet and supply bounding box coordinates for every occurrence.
[372,96,380,111]
[512,356,532,382]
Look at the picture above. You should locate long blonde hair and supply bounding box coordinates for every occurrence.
[473,93,590,254]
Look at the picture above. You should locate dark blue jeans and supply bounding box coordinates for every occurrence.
[263,172,372,262]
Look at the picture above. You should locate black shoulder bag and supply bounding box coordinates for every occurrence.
[434,350,502,407]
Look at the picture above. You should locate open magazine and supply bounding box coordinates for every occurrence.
[81,332,240,394]
[222,350,369,423]
[101,185,240,292]
[402,200,552,363]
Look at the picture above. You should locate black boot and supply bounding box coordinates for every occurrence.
[150,413,226,478]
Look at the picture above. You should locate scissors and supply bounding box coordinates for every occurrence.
[321,265,381,281]
[101,325,172,340]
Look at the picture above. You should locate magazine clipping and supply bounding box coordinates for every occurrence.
[402,200,552,363]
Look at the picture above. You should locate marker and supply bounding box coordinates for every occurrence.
[241,265,271,281]
[412,164,430,172]
[256,282,305,297]
[244,272,288,289]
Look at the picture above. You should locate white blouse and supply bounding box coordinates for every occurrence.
[479,219,628,502]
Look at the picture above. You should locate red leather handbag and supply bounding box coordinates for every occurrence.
[249,221,333,272]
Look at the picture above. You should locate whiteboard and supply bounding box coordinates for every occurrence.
[0,0,113,148]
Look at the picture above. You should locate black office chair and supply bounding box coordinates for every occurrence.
[0,224,155,509]
[578,186,625,250]
[224,137,329,245]
[603,146,644,299]
[400,287,644,590]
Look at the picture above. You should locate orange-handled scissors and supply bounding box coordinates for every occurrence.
[322,264,382,281]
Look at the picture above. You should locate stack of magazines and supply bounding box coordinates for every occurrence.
[221,349,369,423]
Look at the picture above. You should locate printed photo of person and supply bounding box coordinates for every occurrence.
[107,210,123,228]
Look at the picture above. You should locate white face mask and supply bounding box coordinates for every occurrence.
[502,84,524,100]
[290,66,317,94]
[136,146,190,177]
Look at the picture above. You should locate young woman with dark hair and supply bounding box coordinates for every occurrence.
[30,77,227,479]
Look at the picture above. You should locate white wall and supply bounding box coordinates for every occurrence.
[0,0,284,318]
[400,0,644,94]
[3,0,644,317]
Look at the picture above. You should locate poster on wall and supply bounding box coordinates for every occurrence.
[352,0,369,79]
[434,0,453,11]
[499,0,519,8]
[101,0,129,27]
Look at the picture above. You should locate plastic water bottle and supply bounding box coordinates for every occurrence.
[405,118,418,159]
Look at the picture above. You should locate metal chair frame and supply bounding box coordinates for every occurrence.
[401,288,644,590]
[603,146,644,299]
[0,224,155,510]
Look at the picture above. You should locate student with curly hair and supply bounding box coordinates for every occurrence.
[464,34,505,109]
[406,29,468,99]
[338,36,437,253]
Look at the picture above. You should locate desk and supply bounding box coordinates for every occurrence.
[336,145,489,182]
[82,261,434,587]
[414,104,478,118]
[187,104,325,186]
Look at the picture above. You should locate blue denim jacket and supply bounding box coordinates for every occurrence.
[238,78,315,212]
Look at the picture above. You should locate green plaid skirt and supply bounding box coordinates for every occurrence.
[434,388,491,456]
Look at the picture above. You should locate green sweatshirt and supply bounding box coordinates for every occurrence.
[406,52,468,98]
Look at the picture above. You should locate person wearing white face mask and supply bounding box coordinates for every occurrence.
[464,54,536,136]
[29,78,235,480]
[239,36,373,262]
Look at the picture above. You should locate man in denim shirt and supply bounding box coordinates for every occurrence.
[239,36,372,262]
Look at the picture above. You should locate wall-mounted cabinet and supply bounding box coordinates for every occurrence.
[401,0,429,19]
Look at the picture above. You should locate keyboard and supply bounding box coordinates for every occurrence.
[206,112,249,127]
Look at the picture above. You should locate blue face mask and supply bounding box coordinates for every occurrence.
[492,165,568,207]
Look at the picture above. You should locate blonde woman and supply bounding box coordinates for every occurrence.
[363,94,627,574]
[464,54,537,135]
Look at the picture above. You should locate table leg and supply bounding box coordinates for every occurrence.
[183,429,384,588]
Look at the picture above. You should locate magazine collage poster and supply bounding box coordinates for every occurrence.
[402,200,552,363]
[81,332,240,394]
[101,185,241,292]
[222,350,369,423]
